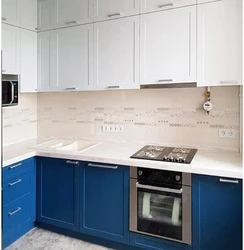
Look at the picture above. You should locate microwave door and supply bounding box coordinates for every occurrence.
[2,81,13,106]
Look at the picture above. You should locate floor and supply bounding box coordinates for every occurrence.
[6,228,113,250]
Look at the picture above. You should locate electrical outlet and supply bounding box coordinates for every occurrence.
[219,129,235,139]
[102,125,124,133]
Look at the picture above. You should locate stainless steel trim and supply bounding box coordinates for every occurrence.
[2,17,7,21]
[219,178,239,184]
[140,82,197,89]
[9,179,22,187]
[220,81,239,84]
[88,163,118,169]
[107,86,121,89]
[8,207,21,216]
[65,21,78,25]
[65,87,77,90]
[66,160,79,165]
[10,81,14,104]
[159,3,173,8]
[108,13,121,18]
[130,178,137,232]
[136,182,182,194]
[9,163,22,169]
[158,79,173,82]
[182,173,192,186]
[130,167,137,179]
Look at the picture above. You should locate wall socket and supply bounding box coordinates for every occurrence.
[218,129,236,139]
[102,125,124,133]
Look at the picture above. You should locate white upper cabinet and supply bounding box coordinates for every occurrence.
[38,30,56,92]
[20,0,37,31]
[38,0,54,31]
[140,0,196,14]
[20,29,37,93]
[2,24,20,75]
[55,24,93,91]
[53,0,93,28]
[140,6,196,86]
[94,0,140,21]
[197,0,221,3]
[94,16,139,90]
[197,0,242,86]
[2,0,21,26]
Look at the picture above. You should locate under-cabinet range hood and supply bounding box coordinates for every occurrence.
[140,82,197,89]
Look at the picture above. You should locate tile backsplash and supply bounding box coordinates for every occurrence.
[37,86,241,151]
[3,93,37,145]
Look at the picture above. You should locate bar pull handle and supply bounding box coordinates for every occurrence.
[158,79,173,82]
[136,182,182,194]
[65,21,78,25]
[88,163,118,169]
[108,13,121,18]
[220,81,239,84]
[10,81,15,104]
[9,179,22,187]
[159,3,173,8]
[219,178,239,184]
[65,87,77,90]
[66,160,79,165]
[8,207,21,216]
[107,86,121,89]
[2,17,7,21]
[9,163,22,170]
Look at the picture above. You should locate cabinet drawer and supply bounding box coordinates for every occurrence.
[3,158,35,182]
[3,194,32,233]
[3,173,32,205]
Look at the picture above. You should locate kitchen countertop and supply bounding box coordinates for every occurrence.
[3,138,243,179]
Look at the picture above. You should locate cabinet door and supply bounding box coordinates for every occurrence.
[55,24,93,91]
[94,0,139,21]
[80,163,130,244]
[140,0,196,14]
[140,6,196,86]
[94,16,139,90]
[197,0,242,86]
[37,0,54,31]
[193,175,242,250]
[20,30,37,93]
[53,0,93,28]
[37,31,56,92]
[37,158,79,231]
[20,0,37,31]
[2,24,20,75]
[2,0,21,26]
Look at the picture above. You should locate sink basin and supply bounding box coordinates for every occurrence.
[49,141,73,149]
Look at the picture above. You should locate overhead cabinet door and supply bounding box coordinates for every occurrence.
[197,0,242,86]
[2,0,21,26]
[94,0,139,21]
[140,6,196,86]
[55,24,93,91]
[94,16,139,90]
[53,0,93,28]
[37,0,54,31]
[140,0,196,14]
[20,0,37,31]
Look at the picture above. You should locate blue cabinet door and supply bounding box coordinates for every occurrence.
[80,162,130,244]
[37,157,79,231]
[192,174,242,250]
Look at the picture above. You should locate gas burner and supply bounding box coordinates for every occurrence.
[145,151,158,158]
[172,148,191,154]
[147,146,164,152]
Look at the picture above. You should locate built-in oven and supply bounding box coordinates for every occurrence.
[130,167,192,245]
[2,75,19,107]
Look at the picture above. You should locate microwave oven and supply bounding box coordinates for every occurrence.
[2,75,19,107]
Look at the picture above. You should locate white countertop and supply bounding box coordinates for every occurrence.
[3,138,243,179]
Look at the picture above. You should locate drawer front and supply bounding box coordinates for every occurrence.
[3,172,32,205]
[3,158,35,182]
[3,194,32,233]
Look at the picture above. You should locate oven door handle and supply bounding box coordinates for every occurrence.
[9,81,14,104]
[136,182,182,194]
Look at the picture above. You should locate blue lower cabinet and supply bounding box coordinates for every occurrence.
[37,157,79,232]
[80,162,130,245]
[130,233,192,250]
[192,174,242,250]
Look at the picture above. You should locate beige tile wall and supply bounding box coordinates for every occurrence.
[37,86,241,151]
[3,93,37,145]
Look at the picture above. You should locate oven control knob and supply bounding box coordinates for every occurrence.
[170,157,174,162]
[138,170,143,176]
[175,175,181,181]
[163,156,168,161]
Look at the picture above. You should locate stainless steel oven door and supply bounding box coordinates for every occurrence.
[130,178,192,245]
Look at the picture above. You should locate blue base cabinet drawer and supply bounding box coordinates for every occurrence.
[3,172,33,205]
[130,233,192,250]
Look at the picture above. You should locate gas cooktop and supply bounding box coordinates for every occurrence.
[130,145,197,164]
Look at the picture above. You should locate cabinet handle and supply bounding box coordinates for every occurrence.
[88,163,118,169]
[220,81,239,84]
[8,207,21,216]
[2,17,7,21]
[9,163,22,170]
[9,179,22,187]
[107,86,121,89]
[10,81,15,104]
[65,21,78,25]
[158,79,173,82]
[66,160,79,165]
[65,87,77,90]
[159,3,173,8]
[219,178,239,184]
[108,13,121,18]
